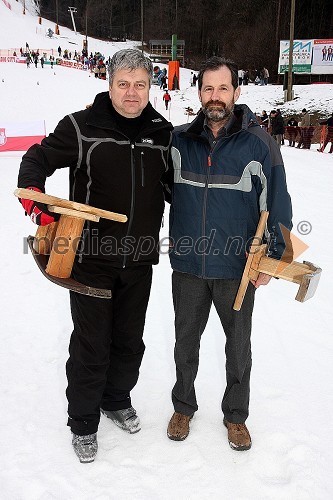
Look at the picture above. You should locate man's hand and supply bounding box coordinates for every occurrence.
[19,187,60,226]
[250,272,272,288]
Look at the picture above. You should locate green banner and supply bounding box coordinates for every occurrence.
[279,64,311,74]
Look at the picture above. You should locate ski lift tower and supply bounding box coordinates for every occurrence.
[68,6,77,35]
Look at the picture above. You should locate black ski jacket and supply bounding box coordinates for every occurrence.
[18,92,173,267]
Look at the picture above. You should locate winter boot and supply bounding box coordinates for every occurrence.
[101,406,141,434]
[72,433,98,463]
[329,145,333,154]
[167,412,193,441]
[223,419,252,451]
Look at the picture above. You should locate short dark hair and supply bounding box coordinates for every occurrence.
[197,56,239,90]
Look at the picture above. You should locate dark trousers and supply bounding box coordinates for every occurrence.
[171,271,255,423]
[298,128,313,149]
[288,130,297,146]
[66,260,152,435]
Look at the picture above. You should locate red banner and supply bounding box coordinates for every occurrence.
[0,122,46,152]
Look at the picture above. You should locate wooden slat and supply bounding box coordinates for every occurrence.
[48,205,100,222]
[257,256,313,284]
[14,188,127,223]
[233,211,269,311]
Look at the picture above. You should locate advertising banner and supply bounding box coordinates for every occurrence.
[57,59,84,70]
[279,39,313,74]
[0,121,46,152]
[0,56,16,63]
[312,39,333,74]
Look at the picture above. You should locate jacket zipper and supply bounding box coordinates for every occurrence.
[202,153,211,277]
[141,151,145,187]
[123,143,136,268]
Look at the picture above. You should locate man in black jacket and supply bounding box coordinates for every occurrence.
[18,49,173,463]
[270,109,284,147]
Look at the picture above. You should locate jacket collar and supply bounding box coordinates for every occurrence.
[181,104,259,141]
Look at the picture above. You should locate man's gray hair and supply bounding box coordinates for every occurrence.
[108,49,153,86]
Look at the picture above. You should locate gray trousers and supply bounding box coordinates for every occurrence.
[171,271,255,423]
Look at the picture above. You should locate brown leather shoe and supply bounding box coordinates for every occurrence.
[167,412,193,441]
[223,419,252,451]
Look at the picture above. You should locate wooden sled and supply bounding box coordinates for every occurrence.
[15,188,127,298]
[233,211,322,311]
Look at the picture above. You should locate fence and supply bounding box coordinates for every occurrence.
[284,126,324,145]
[0,48,56,58]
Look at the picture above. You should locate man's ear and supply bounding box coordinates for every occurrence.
[234,86,241,102]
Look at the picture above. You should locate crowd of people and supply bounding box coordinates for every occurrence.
[257,108,333,152]
[238,67,269,86]
[21,41,111,79]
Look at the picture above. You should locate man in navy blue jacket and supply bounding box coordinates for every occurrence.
[167,56,292,451]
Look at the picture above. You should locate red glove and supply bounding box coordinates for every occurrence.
[19,187,60,226]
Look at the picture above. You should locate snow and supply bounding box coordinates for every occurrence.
[1,1,333,499]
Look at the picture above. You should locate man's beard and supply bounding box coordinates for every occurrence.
[202,100,234,122]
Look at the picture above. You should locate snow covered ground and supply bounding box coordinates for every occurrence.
[1,1,333,499]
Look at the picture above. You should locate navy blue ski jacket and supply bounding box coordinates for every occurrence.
[169,104,293,279]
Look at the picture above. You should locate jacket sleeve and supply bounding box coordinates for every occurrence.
[264,138,293,261]
[17,115,79,191]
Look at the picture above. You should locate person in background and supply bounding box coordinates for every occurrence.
[242,70,249,85]
[190,72,194,86]
[297,109,313,149]
[160,70,167,90]
[94,64,100,78]
[259,110,269,131]
[238,68,244,86]
[166,56,292,451]
[270,109,284,147]
[163,89,171,110]
[17,49,173,464]
[317,112,333,153]
[172,74,180,90]
[286,116,298,147]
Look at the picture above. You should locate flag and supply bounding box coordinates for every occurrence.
[0,121,46,152]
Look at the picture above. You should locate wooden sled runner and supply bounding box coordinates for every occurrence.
[15,188,127,298]
[233,211,322,311]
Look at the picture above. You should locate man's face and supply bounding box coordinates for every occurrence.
[199,66,240,123]
[109,68,150,118]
